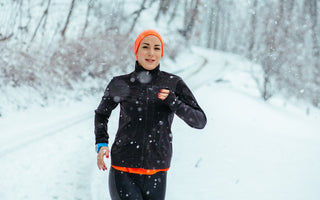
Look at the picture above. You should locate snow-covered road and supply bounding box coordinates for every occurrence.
[1,47,320,200]
[0,100,96,199]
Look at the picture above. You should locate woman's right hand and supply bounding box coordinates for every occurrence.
[97,146,110,171]
[158,89,170,101]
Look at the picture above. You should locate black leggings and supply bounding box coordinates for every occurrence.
[109,167,167,200]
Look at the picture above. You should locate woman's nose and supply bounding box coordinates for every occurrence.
[148,49,154,56]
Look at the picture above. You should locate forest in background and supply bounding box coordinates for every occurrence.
[0,0,319,113]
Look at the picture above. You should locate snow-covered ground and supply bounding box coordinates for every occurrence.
[1,46,320,200]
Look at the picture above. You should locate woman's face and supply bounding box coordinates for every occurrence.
[136,35,162,70]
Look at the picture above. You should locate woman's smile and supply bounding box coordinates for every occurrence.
[146,59,155,63]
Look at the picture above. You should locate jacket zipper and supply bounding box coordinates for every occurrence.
[140,81,150,168]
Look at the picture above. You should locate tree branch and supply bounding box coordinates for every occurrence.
[0,33,14,41]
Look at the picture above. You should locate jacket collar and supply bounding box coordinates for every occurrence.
[134,61,160,76]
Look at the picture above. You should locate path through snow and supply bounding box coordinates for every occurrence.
[1,47,320,200]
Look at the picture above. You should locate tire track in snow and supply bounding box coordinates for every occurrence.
[0,112,92,158]
[186,48,230,90]
[172,55,208,81]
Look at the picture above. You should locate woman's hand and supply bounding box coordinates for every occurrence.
[158,89,170,101]
[97,146,109,171]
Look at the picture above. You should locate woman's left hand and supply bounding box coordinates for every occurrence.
[97,146,109,171]
[158,89,170,101]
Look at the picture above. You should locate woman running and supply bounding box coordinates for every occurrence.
[94,29,207,200]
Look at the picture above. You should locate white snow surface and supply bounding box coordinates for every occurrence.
[1,46,320,200]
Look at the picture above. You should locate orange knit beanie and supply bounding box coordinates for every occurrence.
[134,29,164,60]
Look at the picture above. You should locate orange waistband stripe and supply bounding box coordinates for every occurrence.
[112,165,169,175]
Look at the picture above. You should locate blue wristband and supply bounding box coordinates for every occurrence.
[96,143,108,153]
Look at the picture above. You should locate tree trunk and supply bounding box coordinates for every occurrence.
[61,0,76,38]
[185,0,200,40]
[248,0,257,59]
[183,0,189,32]
[82,0,94,38]
[309,0,319,58]
[262,75,272,100]
[309,0,320,106]
[128,0,147,33]
[155,0,171,22]
[155,0,164,22]
[213,0,220,49]
[168,0,180,24]
[30,0,51,43]
[222,11,231,51]
[207,6,214,48]
[220,8,226,50]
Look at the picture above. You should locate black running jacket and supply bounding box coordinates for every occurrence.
[94,62,207,169]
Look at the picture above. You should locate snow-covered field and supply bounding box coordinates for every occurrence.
[1,47,320,200]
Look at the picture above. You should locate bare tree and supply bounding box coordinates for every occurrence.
[168,0,180,24]
[258,3,279,101]
[155,0,171,22]
[61,0,76,38]
[248,0,257,59]
[307,0,319,58]
[213,0,221,49]
[220,4,231,51]
[128,0,147,33]
[180,0,200,40]
[30,0,51,43]
[305,0,320,106]
[206,5,214,48]
[82,0,94,38]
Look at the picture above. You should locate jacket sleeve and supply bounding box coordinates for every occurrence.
[163,78,207,129]
[94,78,119,144]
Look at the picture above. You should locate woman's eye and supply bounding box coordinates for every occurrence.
[142,46,148,49]
[155,48,160,50]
